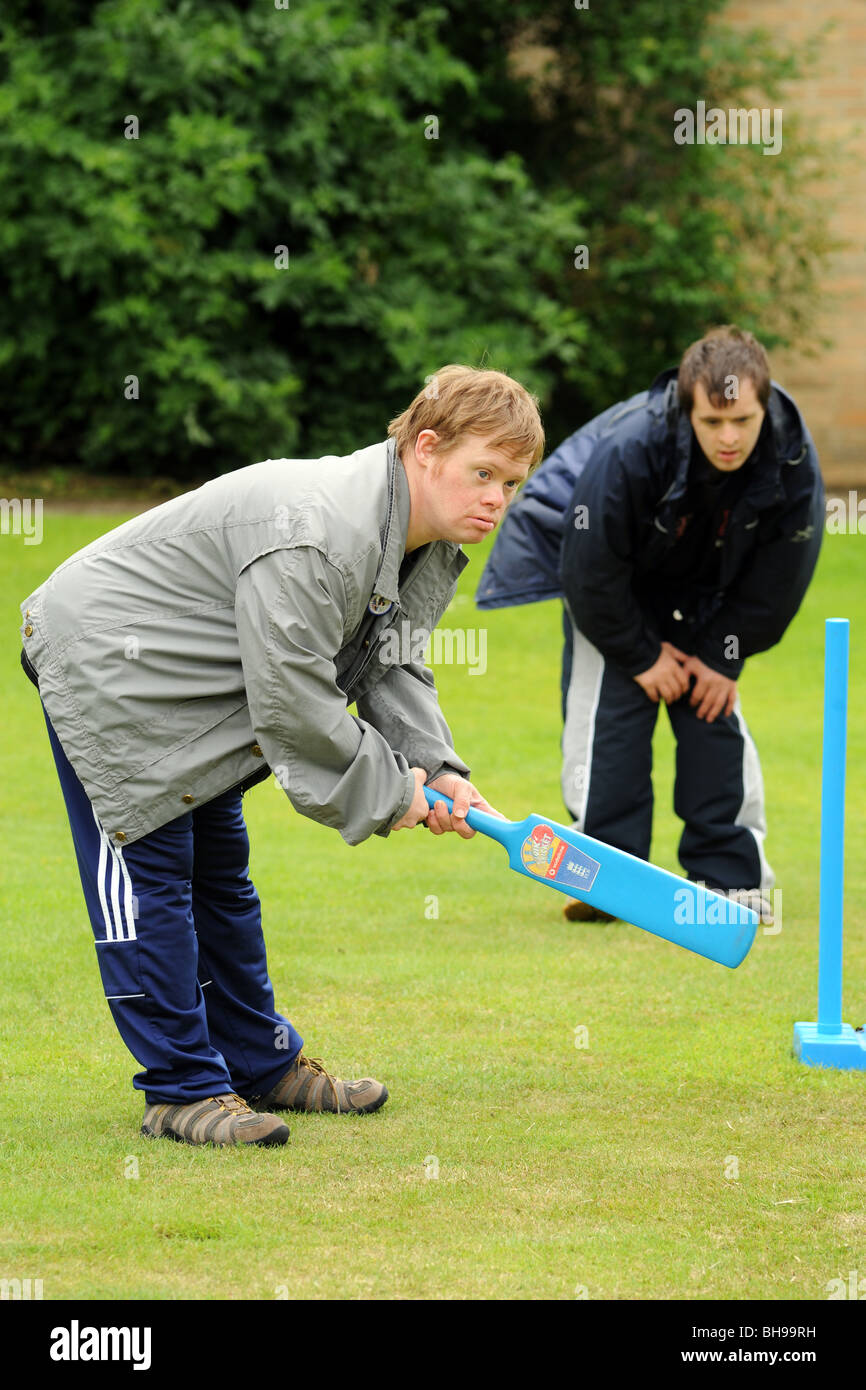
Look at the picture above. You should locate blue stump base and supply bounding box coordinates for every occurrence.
[793,1021,866,1071]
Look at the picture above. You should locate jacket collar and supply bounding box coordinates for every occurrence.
[650,365,808,458]
[372,440,468,605]
[650,369,789,516]
[370,440,405,604]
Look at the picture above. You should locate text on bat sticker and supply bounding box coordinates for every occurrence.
[520,824,601,892]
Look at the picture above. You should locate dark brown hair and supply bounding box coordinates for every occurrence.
[677,326,771,412]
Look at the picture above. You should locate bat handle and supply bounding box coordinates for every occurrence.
[422,785,513,846]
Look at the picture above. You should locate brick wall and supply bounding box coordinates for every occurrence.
[725,1,866,484]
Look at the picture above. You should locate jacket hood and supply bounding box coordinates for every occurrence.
[477,368,816,612]
[649,366,811,466]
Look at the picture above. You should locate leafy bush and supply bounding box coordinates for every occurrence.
[0,0,836,477]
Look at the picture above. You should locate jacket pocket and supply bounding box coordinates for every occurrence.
[113,697,250,781]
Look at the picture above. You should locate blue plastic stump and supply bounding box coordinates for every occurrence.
[793,619,866,1070]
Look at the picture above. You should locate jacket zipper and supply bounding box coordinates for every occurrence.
[344,544,451,692]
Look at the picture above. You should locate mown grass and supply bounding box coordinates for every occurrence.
[1,510,864,1301]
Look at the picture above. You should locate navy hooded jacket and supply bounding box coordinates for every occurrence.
[476,369,824,679]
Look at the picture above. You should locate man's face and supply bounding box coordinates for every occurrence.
[410,430,531,545]
[689,377,766,472]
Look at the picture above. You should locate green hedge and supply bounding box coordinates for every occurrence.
[0,0,834,477]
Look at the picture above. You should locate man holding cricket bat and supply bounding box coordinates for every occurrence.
[478,327,824,926]
[19,365,543,1148]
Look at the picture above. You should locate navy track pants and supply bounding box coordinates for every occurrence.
[42,705,303,1106]
[560,611,773,893]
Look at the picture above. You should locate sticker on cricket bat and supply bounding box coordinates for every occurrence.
[520,824,600,892]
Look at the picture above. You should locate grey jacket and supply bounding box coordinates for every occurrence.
[20,440,470,847]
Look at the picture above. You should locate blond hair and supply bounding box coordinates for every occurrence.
[388,364,545,469]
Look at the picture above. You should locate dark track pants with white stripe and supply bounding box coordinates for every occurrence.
[560,612,773,893]
[42,706,303,1106]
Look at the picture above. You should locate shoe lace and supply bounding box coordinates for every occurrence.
[214,1093,253,1115]
[296,1054,341,1109]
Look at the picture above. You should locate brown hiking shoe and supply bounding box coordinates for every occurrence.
[250,1054,388,1115]
[563,899,617,923]
[141,1092,289,1147]
[728,889,774,925]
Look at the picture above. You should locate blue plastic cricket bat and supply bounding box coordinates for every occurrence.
[423,788,757,969]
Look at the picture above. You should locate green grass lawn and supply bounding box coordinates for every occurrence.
[1,512,865,1301]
